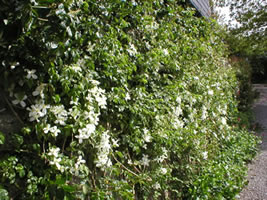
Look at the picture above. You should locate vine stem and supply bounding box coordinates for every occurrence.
[111,153,139,177]
[62,136,67,152]
[3,93,24,126]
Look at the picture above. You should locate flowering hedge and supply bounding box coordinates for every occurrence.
[0,0,258,199]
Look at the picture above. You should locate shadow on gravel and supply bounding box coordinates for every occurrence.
[253,105,267,119]
[253,104,267,151]
[259,135,267,151]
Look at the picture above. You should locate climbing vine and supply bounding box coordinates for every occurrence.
[0,0,258,199]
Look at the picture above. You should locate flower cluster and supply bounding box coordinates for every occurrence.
[72,155,87,177]
[95,131,112,169]
[76,124,95,144]
[43,124,61,137]
[87,83,107,109]
[50,105,68,125]
[47,147,64,172]
[27,101,50,122]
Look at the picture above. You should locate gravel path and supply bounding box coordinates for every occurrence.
[239,84,267,200]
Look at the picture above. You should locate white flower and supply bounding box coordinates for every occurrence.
[43,124,51,134]
[160,167,167,175]
[44,124,61,137]
[83,110,100,125]
[47,147,64,172]
[173,118,184,129]
[127,43,137,56]
[95,131,112,169]
[131,0,137,6]
[96,32,102,38]
[77,155,86,165]
[112,138,119,147]
[70,97,79,105]
[50,105,64,114]
[143,128,149,134]
[99,132,111,150]
[143,129,152,143]
[48,147,60,157]
[144,134,151,143]
[71,64,82,73]
[49,42,58,49]
[68,107,80,120]
[75,123,96,143]
[128,159,133,165]
[30,0,38,5]
[208,90,214,96]
[95,95,107,109]
[91,80,100,86]
[74,156,86,175]
[155,147,168,163]
[220,105,227,115]
[153,182,161,190]
[173,106,182,117]
[27,101,49,122]
[87,87,107,109]
[50,105,68,125]
[86,94,94,103]
[125,92,131,101]
[75,133,88,144]
[140,154,150,166]
[163,49,169,56]
[221,117,227,125]
[201,106,207,120]
[12,94,27,107]
[25,69,38,79]
[221,109,227,115]
[51,157,63,172]
[3,19,8,25]
[176,97,181,104]
[66,26,72,37]
[202,151,208,160]
[10,62,19,69]
[32,84,46,98]
[95,154,112,169]
[145,41,151,49]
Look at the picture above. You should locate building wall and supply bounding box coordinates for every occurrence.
[189,0,211,17]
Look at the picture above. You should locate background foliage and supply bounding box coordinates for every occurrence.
[215,0,266,56]
[0,0,258,199]
[215,0,267,83]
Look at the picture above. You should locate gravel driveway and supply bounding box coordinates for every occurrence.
[239,84,267,200]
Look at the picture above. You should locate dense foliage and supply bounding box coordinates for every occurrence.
[0,0,258,199]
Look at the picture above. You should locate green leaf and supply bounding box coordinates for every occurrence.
[61,185,76,193]
[0,188,9,200]
[116,151,124,159]
[19,169,26,178]
[53,94,61,103]
[55,176,66,185]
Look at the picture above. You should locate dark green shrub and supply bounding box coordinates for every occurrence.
[251,55,267,83]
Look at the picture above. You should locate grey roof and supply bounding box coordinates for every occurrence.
[189,0,211,17]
